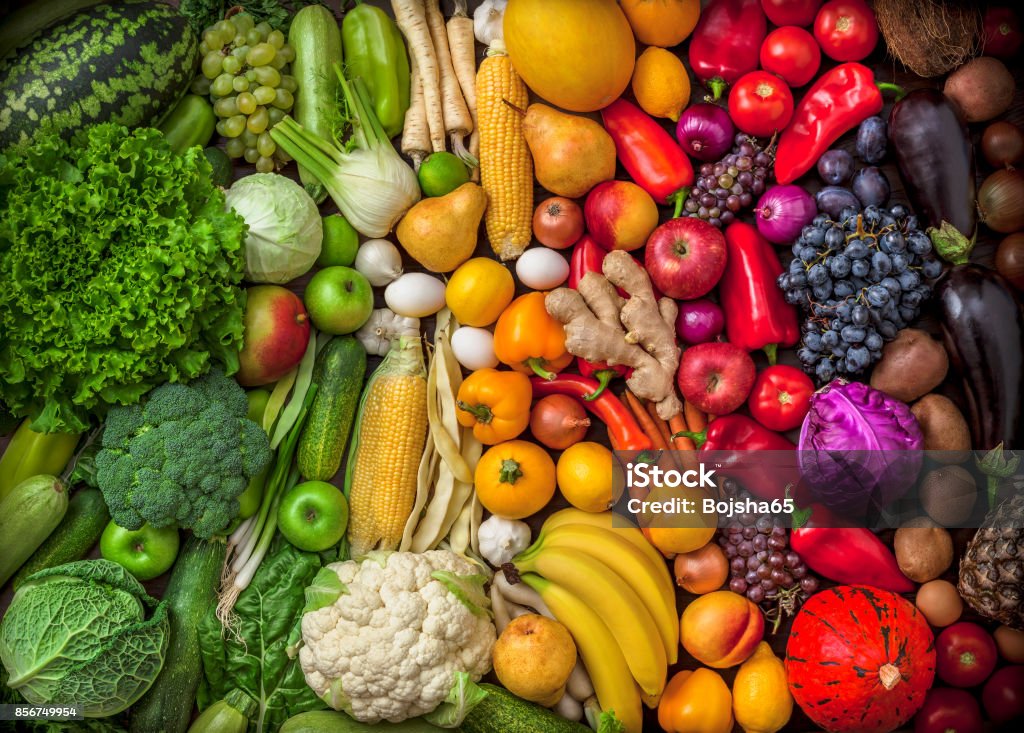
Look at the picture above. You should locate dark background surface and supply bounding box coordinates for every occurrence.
[0,0,1022,731]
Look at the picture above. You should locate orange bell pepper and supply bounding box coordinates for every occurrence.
[455,368,532,445]
[657,668,734,733]
[493,292,573,379]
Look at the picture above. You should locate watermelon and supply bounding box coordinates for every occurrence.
[0,0,197,151]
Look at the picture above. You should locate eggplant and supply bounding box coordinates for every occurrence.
[889,88,976,264]
[936,265,1024,450]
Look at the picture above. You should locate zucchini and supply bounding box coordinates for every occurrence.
[159,94,216,154]
[297,336,367,481]
[10,487,109,589]
[0,0,104,59]
[280,711,446,733]
[288,4,343,203]
[460,684,590,733]
[186,689,257,733]
[0,475,68,586]
[130,536,227,733]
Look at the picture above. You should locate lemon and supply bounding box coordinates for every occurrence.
[557,441,614,513]
[418,151,470,197]
[317,214,359,267]
[732,642,793,733]
[631,47,691,121]
[445,257,515,327]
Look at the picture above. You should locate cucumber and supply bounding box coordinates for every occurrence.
[460,684,590,733]
[159,94,216,155]
[10,488,109,589]
[288,4,343,203]
[130,536,227,733]
[0,475,68,586]
[280,711,446,733]
[297,337,367,481]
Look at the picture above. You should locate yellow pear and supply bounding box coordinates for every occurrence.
[492,614,577,707]
[523,103,617,198]
[396,182,486,273]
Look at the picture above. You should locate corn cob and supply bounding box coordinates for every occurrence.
[476,39,532,261]
[344,336,428,558]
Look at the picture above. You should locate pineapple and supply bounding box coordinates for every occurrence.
[958,491,1024,630]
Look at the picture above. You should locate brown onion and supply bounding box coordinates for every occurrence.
[673,542,729,595]
[529,394,590,450]
[995,232,1024,290]
[982,121,1024,168]
[978,168,1024,233]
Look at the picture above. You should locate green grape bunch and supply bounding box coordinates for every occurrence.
[191,13,297,172]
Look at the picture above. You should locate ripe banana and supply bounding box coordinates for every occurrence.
[514,544,667,697]
[528,523,679,665]
[542,507,668,571]
[521,573,644,733]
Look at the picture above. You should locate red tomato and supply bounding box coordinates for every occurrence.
[728,72,794,137]
[761,0,822,27]
[984,7,1024,59]
[982,665,1024,723]
[532,196,584,250]
[936,622,999,688]
[914,688,983,733]
[748,365,813,432]
[759,26,822,87]
[813,0,878,61]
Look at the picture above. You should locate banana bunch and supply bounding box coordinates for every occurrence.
[510,507,678,733]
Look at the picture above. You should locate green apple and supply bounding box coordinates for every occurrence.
[303,266,374,335]
[277,480,349,552]
[100,520,180,581]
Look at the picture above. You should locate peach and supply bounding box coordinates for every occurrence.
[680,590,764,668]
[584,180,659,251]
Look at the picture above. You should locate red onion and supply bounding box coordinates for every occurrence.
[675,103,735,162]
[675,299,725,345]
[755,184,817,245]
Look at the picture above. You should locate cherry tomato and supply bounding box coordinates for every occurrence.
[748,365,813,432]
[728,71,794,137]
[984,7,1023,59]
[532,196,584,250]
[813,0,878,61]
[982,665,1024,723]
[760,0,822,27]
[914,687,983,733]
[759,26,822,87]
[936,622,999,688]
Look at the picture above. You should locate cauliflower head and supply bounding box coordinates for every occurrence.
[299,550,496,724]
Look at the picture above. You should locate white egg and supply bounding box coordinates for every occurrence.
[515,247,570,290]
[450,326,498,370]
[384,272,446,318]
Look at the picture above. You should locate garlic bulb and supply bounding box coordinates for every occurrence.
[354,239,403,287]
[356,308,420,356]
[474,0,508,46]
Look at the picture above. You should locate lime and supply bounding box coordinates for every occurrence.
[317,214,359,267]
[418,152,470,197]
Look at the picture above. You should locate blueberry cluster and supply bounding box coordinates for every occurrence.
[682,135,772,227]
[778,204,944,382]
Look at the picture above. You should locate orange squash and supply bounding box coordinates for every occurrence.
[503,0,635,112]
[621,0,701,48]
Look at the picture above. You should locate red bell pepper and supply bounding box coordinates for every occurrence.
[600,99,694,216]
[577,358,632,401]
[569,234,662,299]
[790,500,915,593]
[720,222,799,364]
[531,375,651,451]
[676,414,798,501]
[775,63,903,184]
[688,0,767,99]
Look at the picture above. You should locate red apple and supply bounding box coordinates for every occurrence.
[237,285,311,386]
[677,342,756,415]
[645,218,727,300]
[584,180,659,252]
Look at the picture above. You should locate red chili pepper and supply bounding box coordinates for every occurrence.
[790,500,915,593]
[720,222,799,364]
[600,99,694,216]
[576,358,632,401]
[688,0,767,99]
[775,63,903,184]
[569,234,662,299]
[531,375,651,451]
[677,414,797,501]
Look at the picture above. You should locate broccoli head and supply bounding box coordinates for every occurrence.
[96,368,272,538]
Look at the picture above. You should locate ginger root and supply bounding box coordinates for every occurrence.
[545,250,682,419]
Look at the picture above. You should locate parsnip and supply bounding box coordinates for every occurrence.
[426,0,474,165]
[448,0,479,171]
[401,49,430,168]
[392,0,446,153]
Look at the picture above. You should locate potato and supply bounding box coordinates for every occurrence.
[895,516,953,583]
[911,393,972,464]
[870,329,948,403]
[919,465,977,526]
[944,57,1016,123]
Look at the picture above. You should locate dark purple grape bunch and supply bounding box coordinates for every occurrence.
[682,133,774,228]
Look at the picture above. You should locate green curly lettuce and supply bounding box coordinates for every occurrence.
[0,123,247,434]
